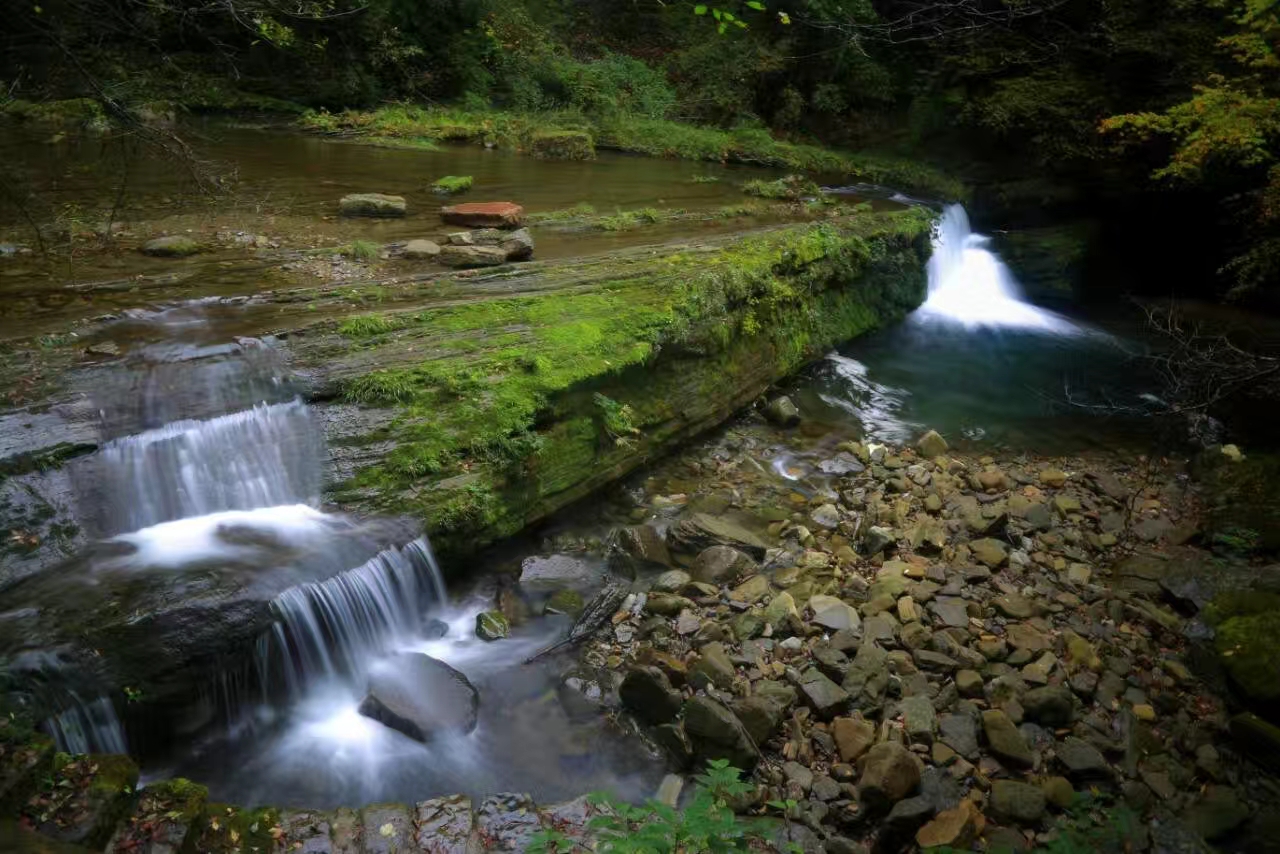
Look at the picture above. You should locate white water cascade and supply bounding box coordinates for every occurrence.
[262,538,447,700]
[97,398,323,534]
[916,205,1077,333]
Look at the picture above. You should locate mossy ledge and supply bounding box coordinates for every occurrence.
[300,210,934,559]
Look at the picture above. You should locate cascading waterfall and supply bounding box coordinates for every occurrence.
[261,538,447,699]
[916,205,1077,333]
[96,398,323,534]
[42,693,128,756]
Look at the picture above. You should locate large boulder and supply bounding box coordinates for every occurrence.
[608,525,672,577]
[358,652,479,743]
[339,193,406,217]
[518,554,599,592]
[441,202,524,229]
[683,696,759,769]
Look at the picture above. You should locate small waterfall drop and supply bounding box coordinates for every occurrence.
[43,694,128,755]
[917,205,1076,333]
[261,538,447,699]
[97,399,323,534]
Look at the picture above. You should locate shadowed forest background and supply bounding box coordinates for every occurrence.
[2,0,1278,308]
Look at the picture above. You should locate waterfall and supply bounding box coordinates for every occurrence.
[917,205,1076,333]
[42,693,127,755]
[261,538,447,698]
[96,399,324,534]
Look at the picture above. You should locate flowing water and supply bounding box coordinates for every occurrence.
[0,119,1201,811]
[792,205,1160,453]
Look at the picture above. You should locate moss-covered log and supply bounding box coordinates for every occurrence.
[292,210,934,558]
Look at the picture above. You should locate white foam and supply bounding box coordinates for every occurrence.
[108,504,339,570]
[916,205,1078,333]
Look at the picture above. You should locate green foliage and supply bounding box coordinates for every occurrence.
[1034,792,1143,853]
[338,314,400,338]
[339,240,381,261]
[596,208,663,231]
[742,174,823,201]
[593,393,639,447]
[432,175,473,194]
[527,202,597,223]
[529,760,765,854]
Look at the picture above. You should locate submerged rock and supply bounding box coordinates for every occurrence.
[339,193,406,217]
[141,235,200,257]
[402,239,441,259]
[357,652,479,743]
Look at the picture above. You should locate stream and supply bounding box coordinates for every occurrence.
[0,127,1181,812]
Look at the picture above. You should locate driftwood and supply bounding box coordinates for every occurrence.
[524,581,629,664]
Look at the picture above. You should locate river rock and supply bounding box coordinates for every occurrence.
[499,227,535,260]
[670,513,767,559]
[439,244,507,268]
[340,193,406,217]
[917,430,948,458]
[939,712,980,759]
[402,239,441,259]
[141,235,200,257]
[1055,736,1108,777]
[683,696,759,768]
[519,554,598,591]
[799,668,851,720]
[620,666,682,725]
[441,201,524,228]
[916,802,981,850]
[358,653,479,743]
[690,642,736,690]
[969,538,1008,568]
[857,741,921,812]
[414,795,475,852]
[764,396,801,426]
[833,714,876,762]
[1022,685,1075,727]
[808,594,861,631]
[475,610,509,640]
[609,524,672,577]
[989,780,1046,824]
[732,695,785,744]
[982,709,1034,767]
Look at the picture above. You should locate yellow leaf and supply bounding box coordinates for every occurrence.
[379,822,395,837]
[230,829,241,843]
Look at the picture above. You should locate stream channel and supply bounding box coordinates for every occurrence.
[0,124,1170,811]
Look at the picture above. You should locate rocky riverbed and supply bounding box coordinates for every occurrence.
[521,398,1280,853]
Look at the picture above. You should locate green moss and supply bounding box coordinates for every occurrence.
[596,208,664,232]
[742,175,824,201]
[331,210,931,556]
[298,106,963,199]
[530,129,596,160]
[338,314,401,338]
[527,202,597,224]
[194,803,280,853]
[1217,610,1280,702]
[432,175,474,194]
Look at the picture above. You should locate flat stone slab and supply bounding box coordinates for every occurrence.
[441,202,524,228]
[339,193,406,217]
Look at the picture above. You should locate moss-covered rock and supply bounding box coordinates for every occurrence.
[107,777,207,853]
[1216,610,1280,705]
[530,129,595,160]
[193,803,281,854]
[312,211,932,559]
[22,753,139,851]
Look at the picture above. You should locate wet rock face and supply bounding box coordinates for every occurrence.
[357,652,479,743]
